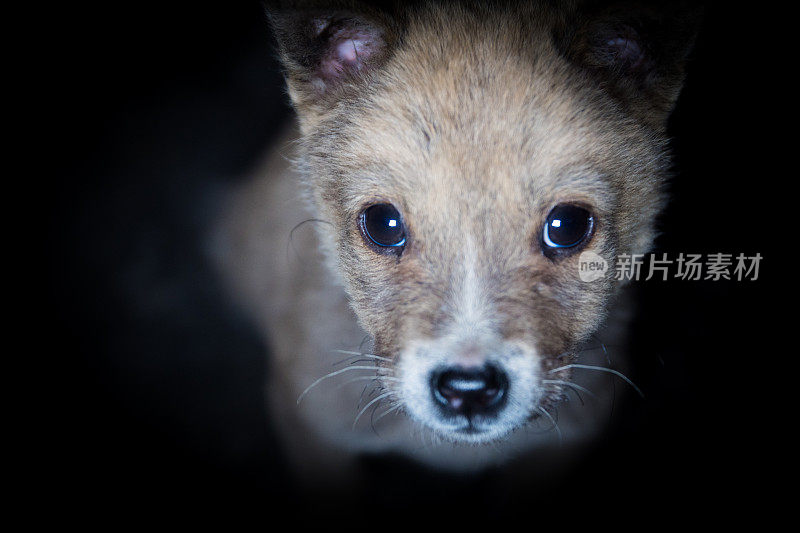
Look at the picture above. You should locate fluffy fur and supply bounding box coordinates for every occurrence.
[213,0,697,485]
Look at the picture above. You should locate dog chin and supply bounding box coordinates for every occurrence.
[419,415,524,445]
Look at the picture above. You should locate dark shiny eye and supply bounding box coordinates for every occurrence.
[360,203,406,250]
[542,204,594,256]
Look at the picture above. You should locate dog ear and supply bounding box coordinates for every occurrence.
[561,1,702,128]
[266,1,401,120]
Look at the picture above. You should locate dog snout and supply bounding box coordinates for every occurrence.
[431,364,508,417]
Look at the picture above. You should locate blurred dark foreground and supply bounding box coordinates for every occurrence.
[44,0,776,522]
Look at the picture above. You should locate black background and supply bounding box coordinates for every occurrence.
[45,0,775,522]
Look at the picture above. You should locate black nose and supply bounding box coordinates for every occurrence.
[432,365,508,416]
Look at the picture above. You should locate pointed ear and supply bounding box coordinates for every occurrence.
[561,1,702,128]
[266,1,400,121]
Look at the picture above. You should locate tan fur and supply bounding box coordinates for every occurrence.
[213,0,694,485]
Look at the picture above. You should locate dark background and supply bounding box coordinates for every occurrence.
[45,0,774,520]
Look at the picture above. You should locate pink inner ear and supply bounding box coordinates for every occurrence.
[605,36,645,69]
[315,23,382,83]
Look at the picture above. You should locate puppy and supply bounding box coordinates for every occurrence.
[213,0,696,486]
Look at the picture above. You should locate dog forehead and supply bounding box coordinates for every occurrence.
[335,67,611,208]
[335,29,617,188]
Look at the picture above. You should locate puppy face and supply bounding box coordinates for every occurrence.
[270,1,695,442]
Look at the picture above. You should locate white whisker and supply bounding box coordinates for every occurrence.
[333,350,392,362]
[549,364,644,398]
[538,406,562,445]
[296,365,385,405]
[334,375,400,391]
[373,403,403,424]
[353,392,395,429]
[542,379,597,399]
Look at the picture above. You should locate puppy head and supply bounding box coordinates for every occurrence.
[269,1,697,442]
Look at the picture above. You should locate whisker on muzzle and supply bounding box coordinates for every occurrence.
[548,363,644,398]
[333,349,392,363]
[353,391,395,429]
[372,402,403,424]
[296,365,386,405]
[542,379,598,400]
[334,375,400,391]
[537,406,562,445]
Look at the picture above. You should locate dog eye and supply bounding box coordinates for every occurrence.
[360,203,406,249]
[542,204,594,256]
